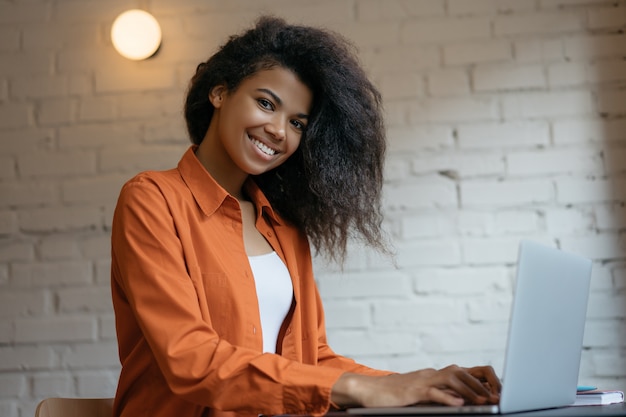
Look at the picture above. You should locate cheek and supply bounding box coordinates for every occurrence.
[284,135,302,158]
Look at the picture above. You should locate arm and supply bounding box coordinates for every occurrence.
[331,366,501,408]
[287,222,501,407]
[304,273,500,408]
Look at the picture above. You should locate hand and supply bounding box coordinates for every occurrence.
[331,365,501,408]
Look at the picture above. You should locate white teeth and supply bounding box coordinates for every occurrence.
[250,138,276,156]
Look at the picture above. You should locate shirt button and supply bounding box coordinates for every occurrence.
[253,326,257,335]
[286,328,291,334]
[267,231,273,237]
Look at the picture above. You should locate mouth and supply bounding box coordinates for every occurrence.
[249,136,277,156]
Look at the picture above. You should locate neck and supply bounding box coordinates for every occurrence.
[194,140,248,201]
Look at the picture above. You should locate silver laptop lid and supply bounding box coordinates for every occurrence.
[499,240,592,413]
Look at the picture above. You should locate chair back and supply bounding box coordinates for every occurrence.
[34,397,114,417]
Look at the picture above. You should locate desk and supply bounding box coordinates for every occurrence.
[331,403,626,416]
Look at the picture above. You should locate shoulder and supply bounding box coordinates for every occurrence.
[123,167,180,187]
[121,167,184,194]
[116,168,188,209]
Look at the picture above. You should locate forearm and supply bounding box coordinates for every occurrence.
[330,366,501,409]
[330,372,372,408]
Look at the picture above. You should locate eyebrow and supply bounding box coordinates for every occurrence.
[256,88,309,119]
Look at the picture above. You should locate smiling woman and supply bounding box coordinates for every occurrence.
[109,15,500,417]
[183,16,390,263]
[194,67,313,258]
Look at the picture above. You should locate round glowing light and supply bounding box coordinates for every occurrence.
[111,10,162,60]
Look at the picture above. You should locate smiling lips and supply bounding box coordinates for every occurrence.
[249,136,277,156]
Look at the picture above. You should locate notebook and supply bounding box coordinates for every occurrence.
[347,239,593,415]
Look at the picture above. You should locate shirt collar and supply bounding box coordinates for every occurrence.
[244,177,283,226]
[178,146,283,225]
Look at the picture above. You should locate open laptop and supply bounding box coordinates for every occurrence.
[347,239,593,415]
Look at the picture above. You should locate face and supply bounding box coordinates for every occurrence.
[203,67,313,182]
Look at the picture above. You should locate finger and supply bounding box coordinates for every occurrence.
[453,366,502,405]
[467,366,502,397]
[434,367,490,405]
[486,367,502,394]
[423,387,465,407]
[448,374,491,405]
[458,372,495,404]
[469,366,500,388]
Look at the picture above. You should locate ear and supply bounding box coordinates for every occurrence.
[209,85,227,108]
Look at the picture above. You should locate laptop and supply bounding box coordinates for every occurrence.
[347,239,593,415]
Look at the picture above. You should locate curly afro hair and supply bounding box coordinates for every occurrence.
[184,16,389,263]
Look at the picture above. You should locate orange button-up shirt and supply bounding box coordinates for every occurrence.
[111,147,388,417]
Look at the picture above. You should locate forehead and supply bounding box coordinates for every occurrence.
[239,67,312,111]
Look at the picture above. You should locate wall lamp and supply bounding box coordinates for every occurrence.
[111,9,162,60]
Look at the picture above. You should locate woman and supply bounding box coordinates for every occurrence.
[111,16,500,417]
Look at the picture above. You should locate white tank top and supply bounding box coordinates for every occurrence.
[248,252,294,353]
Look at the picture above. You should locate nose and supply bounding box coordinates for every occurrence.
[265,114,286,141]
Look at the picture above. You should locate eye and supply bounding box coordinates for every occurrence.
[257,98,274,110]
[290,119,306,131]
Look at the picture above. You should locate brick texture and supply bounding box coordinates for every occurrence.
[1,0,625,414]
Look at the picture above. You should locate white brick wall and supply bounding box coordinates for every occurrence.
[1,0,625,414]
